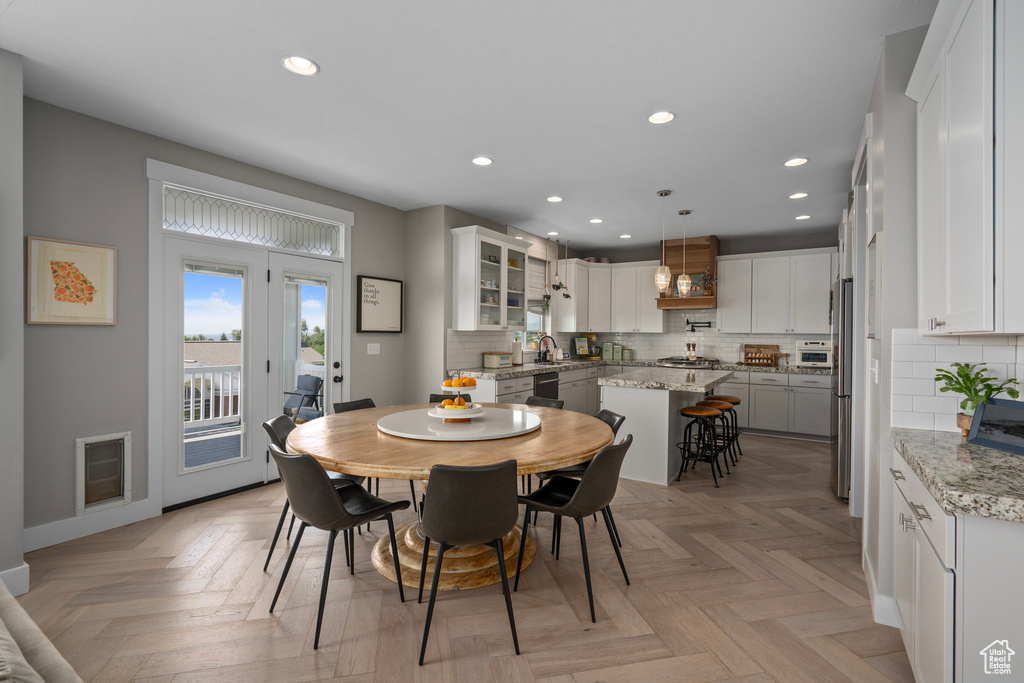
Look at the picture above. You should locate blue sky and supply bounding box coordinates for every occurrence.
[183,273,326,336]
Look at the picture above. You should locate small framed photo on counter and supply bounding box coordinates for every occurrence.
[968,398,1024,455]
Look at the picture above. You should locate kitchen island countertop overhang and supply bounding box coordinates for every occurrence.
[598,368,734,394]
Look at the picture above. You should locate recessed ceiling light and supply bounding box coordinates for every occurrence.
[547,231,559,236]
[620,234,631,239]
[789,192,808,199]
[784,157,808,167]
[648,111,675,124]
[472,157,493,166]
[281,55,319,76]
[589,218,603,224]
[547,196,563,203]
[514,236,524,240]
[795,215,811,220]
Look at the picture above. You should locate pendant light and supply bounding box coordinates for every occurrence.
[677,209,692,297]
[654,190,673,293]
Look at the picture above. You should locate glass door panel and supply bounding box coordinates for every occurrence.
[182,264,245,470]
[479,239,503,328]
[506,246,527,329]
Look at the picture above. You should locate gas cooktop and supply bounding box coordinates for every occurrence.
[655,356,720,370]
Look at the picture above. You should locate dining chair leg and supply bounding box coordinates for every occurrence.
[602,507,630,585]
[265,499,290,571]
[418,543,447,666]
[270,522,306,613]
[514,505,532,592]
[555,515,562,561]
[575,517,596,623]
[344,524,351,567]
[313,529,338,650]
[408,480,418,513]
[550,513,558,555]
[606,505,622,548]
[286,513,296,540]
[418,536,431,604]
[385,514,405,603]
[491,538,520,655]
[348,528,356,575]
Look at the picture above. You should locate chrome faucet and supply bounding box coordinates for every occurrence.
[538,335,557,362]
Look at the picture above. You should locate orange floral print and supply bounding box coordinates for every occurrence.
[50,261,96,305]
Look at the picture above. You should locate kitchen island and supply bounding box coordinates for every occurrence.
[599,368,733,485]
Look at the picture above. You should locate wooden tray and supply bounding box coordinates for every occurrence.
[744,344,781,368]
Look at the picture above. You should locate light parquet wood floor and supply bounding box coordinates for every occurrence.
[19,435,913,682]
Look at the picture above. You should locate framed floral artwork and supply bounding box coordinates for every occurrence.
[27,237,117,325]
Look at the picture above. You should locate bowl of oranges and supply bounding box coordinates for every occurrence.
[428,396,485,422]
[440,376,477,392]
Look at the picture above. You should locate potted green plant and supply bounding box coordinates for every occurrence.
[934,362,1020,435]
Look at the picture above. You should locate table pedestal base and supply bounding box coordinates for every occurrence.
[371,520,536,591]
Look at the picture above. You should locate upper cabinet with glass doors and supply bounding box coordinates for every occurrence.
[451,226,531,331]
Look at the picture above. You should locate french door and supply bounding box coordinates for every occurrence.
[266,251,345,479]
[162,237,344,508]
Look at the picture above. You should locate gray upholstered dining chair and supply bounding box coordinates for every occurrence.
[261,415,362,572]
[524,395,564,409]
[268,444,408,650]
[334,397,419,512]
[514,435,633,623]
[417,460,520,665]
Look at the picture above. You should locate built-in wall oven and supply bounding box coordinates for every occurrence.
[533,372,559,400]
[794,340,834,368]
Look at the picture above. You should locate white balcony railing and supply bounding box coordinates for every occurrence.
[184,365,241,428]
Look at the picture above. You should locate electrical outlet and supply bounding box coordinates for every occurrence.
[367,343,380,355]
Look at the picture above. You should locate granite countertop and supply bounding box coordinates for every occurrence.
[452,359,831,380]
[599,368,734,393]
[891,427,1024,523]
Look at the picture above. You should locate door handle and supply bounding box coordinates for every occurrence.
[911,503,931,520]
[899,513,916,532]
[333,375,343,383]
[889,468,905,481]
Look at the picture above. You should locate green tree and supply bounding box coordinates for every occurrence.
[231,329,242,340]
[219,332,228,341]
[307,325,325,357]
[301,318,308,340]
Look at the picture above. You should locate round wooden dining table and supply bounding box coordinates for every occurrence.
[286,403,614,590]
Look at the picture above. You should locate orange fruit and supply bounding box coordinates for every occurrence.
[454,396,466,406]
[442,379,453,387]
[452,377,465,387]
[463,377,476,387]
[441,399,454,407]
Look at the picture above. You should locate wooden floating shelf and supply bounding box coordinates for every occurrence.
[656,294,717,310]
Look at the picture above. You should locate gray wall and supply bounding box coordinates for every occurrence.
[22,99,407,527]
[863,25,927,603]
[0,51,26,584]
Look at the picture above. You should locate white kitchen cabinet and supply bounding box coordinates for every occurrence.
[749,385,789,431]
[610,263,664,333]
[789,253,832,334]
[451,226,530,331]
[585,377,599,415]
[715,258,752,333]
[559,378,587,413]
[587,265,612,333]
[788,387,831,436]
[554,259,589,333]
[909,0,1024,334]
[610,267,637,332]
[715,381,749,428]
[751,257,791,333]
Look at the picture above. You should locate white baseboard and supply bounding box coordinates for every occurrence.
[23,498,162,553]
[864,553,899,627]
[0,562,30,597]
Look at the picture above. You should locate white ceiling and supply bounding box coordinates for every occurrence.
[1,0,936,249]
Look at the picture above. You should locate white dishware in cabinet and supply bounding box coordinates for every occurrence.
[451,226,530,331]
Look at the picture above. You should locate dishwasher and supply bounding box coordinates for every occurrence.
[533,372,559,400]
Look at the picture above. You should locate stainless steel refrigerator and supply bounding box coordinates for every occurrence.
[830,278,853,500]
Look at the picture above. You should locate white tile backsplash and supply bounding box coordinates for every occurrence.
[890,328,1024,432]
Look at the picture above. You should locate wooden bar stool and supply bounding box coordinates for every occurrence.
[706,394,744,459]
[675,405,726,487]
[696,399,739,469]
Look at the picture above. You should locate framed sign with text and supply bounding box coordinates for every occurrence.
[357,275,403,333]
